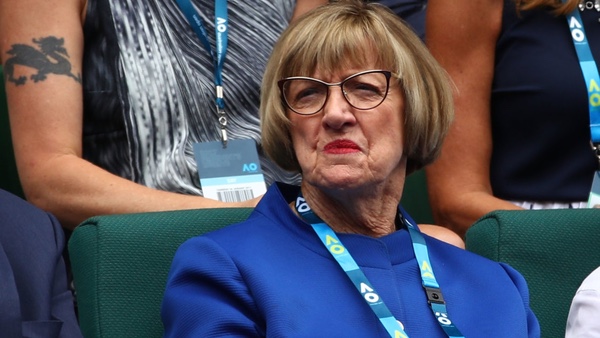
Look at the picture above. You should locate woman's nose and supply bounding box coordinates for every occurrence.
[321,86,357,129]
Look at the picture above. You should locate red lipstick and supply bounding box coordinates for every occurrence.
[323,139,360,154]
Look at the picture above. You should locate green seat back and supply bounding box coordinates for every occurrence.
[466,209,600,338]
[0,66,24,197]
[68,208,253,338]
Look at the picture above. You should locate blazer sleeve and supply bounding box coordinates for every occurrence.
[499,262,541,338]
[46,212,83,338]
[0,189,81,338]
[161,236,262,337]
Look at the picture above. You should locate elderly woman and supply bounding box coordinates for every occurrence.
[161,1,540,337]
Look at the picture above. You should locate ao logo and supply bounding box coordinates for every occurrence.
[217,17,227,33]
[565,17,600,107]
[591,80,600,107]
[360,283,380,303]
[295,196,311,213]
[569,16,585,42]
[242,162,258,172]
[436,312,453,326]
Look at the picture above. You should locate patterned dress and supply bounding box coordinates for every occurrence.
[81,0,300,196]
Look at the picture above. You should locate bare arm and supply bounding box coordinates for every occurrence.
[291,0,328,22]
[425,0,522,237]
[420,224,465,249]
[0,0,257,230]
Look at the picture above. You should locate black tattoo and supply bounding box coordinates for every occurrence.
[4,36,82,86]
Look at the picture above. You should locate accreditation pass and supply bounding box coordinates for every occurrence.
[194,139,267,202]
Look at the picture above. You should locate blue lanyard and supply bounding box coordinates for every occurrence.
[176,0,229,144]
[404,213,464,338]
[295,194,464,338]
[564,4,600,146]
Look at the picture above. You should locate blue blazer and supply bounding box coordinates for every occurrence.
[0,189,82,337]
[162,183,540,337]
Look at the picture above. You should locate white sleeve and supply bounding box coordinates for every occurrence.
[566,267,600,338]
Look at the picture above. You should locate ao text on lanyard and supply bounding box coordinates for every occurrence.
[564,3,600,158]
[177,0,229,145]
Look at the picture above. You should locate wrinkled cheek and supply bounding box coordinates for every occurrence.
[291,142,313,174]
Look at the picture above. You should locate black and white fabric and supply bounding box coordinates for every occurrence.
[81,0,300,195]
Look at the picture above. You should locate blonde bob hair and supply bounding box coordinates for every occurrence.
[260,0,454,175]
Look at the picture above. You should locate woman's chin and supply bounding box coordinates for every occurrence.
[306,170,369,192]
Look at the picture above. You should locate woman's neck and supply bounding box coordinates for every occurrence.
[298,181,403,237]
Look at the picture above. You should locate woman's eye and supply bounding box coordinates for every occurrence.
[355,83,380,93]
[346,81,383,96]
[292,85,327,107]
[296,87,321,99]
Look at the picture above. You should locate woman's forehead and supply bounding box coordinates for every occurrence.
[286,49,389,77]
[308,65,379,81]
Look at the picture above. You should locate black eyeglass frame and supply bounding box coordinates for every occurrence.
[277,69,393,116]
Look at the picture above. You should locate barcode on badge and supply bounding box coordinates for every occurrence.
[216,189,255,202]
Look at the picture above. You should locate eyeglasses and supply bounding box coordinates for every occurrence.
[278,70,392,115]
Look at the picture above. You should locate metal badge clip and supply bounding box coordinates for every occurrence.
[591,142,600,169]
[425,286,445,304]
[218,113,228,148]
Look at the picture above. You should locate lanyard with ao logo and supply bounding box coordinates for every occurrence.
[176,0,229,145]
[563,2,600,206]
[178,0,267,202]
[295,194,464,338]
[564,3,600,145]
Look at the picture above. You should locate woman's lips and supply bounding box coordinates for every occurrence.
[323,139,360,154]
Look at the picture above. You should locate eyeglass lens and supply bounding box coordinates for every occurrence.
[282,71,389,115]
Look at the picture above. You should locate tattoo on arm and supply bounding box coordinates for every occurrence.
[3,36,82,86]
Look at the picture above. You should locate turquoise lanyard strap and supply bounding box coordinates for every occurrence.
[176,0,229,144]
[404,214,464,338]
[295,194,464,338]
[563,3,600,150]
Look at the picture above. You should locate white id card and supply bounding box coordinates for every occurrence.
[194,139,267,202]
[587,171,600,208]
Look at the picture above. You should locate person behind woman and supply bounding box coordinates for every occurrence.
[425,0,599,237]
[0,189,82,338]
[0,0,326,230]
[376,0,427,39]
[566,266,600,337]
[161,1,539,336]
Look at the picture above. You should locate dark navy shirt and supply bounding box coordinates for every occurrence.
[374,0,427,39]
[490,1,599,202]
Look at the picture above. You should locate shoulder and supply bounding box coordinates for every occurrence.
[0,189,56,225]
[565,267,600,337]
[0,189,63,249]
[429,236,535,316]
[195,182,299,245]
[426,233,528,287]
[578,267,600,291]
[175,205,291,263]
[170,184,304,275]
[426,234,500,269]
[0,189,45,218]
